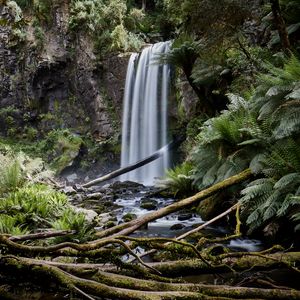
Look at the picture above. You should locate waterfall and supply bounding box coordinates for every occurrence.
[121,42,171,185]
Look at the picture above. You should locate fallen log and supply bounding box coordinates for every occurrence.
[82,142,174,188]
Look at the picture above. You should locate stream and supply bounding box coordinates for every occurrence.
[88,181,263,252]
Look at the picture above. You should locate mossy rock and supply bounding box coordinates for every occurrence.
[122,213,137,222]
[140,198,158,210]
[104,220,117,228]
[196,195,223,220]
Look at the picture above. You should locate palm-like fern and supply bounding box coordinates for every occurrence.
[192,93,266,189]
[191,55,300,233]
[158,162,195,197]
[240,138,300,232]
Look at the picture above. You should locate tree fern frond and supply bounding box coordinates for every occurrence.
[285,86,300,100]
[249,153,267,174]
[272,107,300,139]
[290,207,300,231]
[262,190,282,221]
[226,93,249,111]
[277,194,300,217]
[240,178,274,201]
[263,139,300,176]
[274,173,300,190]
[258,92,286,120]
[246,209,263,229]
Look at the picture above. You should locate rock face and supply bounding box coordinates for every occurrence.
[0,2,129,139]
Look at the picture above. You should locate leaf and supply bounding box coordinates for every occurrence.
[274,173,300,189]
[238,139,261,146]
[285,88,300,100]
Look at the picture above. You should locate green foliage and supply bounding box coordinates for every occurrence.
[158,162,195,197]
[39,129,83,174]
[69,0,142,55]
[240,138,300,232]
[190,54,300,233]
[192,94,260,189]
[158,35,199,73]
[0,155,23,195]
[0,184,93,240]
[0,148,54,196]
[14,0,32,9]
[51,208,94,242]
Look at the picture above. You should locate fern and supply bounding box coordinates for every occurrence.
[158,162,195,197]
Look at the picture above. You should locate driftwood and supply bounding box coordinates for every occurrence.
[82,142,175,188]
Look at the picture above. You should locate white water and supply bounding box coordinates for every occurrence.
[121,42,171,185]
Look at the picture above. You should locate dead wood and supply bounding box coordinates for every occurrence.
[82,142,174,188]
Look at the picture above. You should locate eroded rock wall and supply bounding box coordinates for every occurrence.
[0,1,129,139]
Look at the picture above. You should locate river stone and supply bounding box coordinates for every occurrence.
[170,223,186,230]
[73,184,86,193]
[140,198,158,210]
[96,212,111,224]
[104,220,116,228]
[178,213,193,221]
[62,186,76,195]
[71,206,98,223]
[122,213,137,222]
[66,173,78,183]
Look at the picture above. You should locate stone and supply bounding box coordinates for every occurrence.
[96,212,111,224]
[62,186,76,195]
[74,184,86,192]
[66,173,78,183]
[170,223,186,230]
[140,198,158,210]
[122,213,137,222]
[104,220,116,228]
[70,206,98,223]
[178,213,193,221]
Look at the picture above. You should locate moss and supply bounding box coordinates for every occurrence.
[104,221,116,228]
[122,213,137,222]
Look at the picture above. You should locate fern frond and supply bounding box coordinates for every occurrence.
[240,178,274,202]
[274,173,300,190]
[272,106,300,139]
[277,194,300,217]
[262,190,282,221]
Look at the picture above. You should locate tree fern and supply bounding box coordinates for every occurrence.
[158,162,195,197]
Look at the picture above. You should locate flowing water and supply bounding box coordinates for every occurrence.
[121,42,171,185]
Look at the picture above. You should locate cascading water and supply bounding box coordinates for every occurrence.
[121,42,171,185]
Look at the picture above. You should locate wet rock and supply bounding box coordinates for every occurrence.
[96,212,111,224]
[71,194,83,202]
[62,186,76,195]
[170,223,186,230]
[71,206,98,223]
[178,213,193,221]
[140,198,158,210]
[196,195,224,220]
[73,184,86,193]
[209,245,226,256]
[86,192,104,199]
[66,173,78,183]
[122,213,137,222]
[104,220,116,228]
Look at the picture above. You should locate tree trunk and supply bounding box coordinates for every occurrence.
[82,141,176,188]
[270,0,291,53]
